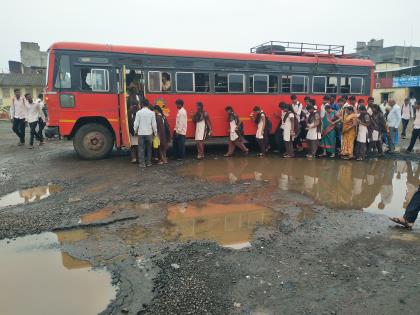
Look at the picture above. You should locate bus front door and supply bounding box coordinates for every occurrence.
[117,66,131,149]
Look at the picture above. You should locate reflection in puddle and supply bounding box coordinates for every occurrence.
[164,194,275,248]
[0,233,116,315]
[179,158,420,218]
[0,183,62,209]
[80,207,113,224]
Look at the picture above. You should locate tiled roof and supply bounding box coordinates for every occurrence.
[0,73,45,87]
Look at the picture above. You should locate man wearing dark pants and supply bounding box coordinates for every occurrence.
[390,185,420,229]
[26,94,46,148]
[173,99,187,160]
[386,99,401,153]
[406,101,420,153]
[9,89,27,145]
[134,100,157,168]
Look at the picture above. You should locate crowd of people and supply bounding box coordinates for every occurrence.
[128,92,420,167]
[9,89,47,148]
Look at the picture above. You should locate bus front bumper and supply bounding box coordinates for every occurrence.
[45,126,60,139]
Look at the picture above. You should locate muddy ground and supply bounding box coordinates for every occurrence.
[1,119,420,315]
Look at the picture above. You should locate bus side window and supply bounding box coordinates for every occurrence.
[176,72,194,92]
[148,71,161,92]
[161,72,172,92]
[228,74,245,93]
[340,77,350,94]
[269,75,278,93]
[313,76,326,94]
[215,73,228,93]
[80,68,109,92]
[194,73,210,93]
[327,77,338,94]
[253,74,269,93]
[281,75,291,93]
[54,55,71,89]
[350,77,363,94]
[291,75,309,93]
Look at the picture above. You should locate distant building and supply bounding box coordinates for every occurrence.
[353,39,420,67]
[0,73,45,107]
[0,42,47,110]
[353,39,420,104]
[373,65,420,104]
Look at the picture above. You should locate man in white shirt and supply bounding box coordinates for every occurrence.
[410,95,417,108]
[386,99,401,153]
[401,98,412,139]
[36,93,47,142]
[9,89,27,145]
[26,94,46,148]
[133,100,157,167]
[173,99,187,160]
[406,101,420,153]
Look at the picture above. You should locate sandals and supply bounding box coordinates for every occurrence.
[389,217,413,229]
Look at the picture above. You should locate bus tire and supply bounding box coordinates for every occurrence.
[73,123,114,160]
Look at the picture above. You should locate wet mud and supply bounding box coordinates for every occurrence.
[1,120,420,315]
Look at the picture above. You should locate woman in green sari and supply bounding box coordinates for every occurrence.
[320,105,340,158]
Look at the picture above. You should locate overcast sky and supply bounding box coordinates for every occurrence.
[2,0,419,72]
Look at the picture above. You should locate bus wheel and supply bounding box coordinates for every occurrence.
[73,123,114,160]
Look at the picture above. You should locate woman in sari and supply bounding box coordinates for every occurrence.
[341,106,358,159]
[154,105,170,164]
[320,105,339,158]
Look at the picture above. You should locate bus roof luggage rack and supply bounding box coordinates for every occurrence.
[250,41,345,57]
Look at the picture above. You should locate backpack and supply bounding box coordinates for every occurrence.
[294,116,300,135]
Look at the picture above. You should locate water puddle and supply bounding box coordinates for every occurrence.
[0,232,116,315]
[0,183,62,209]
[179,158,420,218]
[164,194,275,249]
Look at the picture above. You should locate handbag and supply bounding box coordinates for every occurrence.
[153,135,160,149]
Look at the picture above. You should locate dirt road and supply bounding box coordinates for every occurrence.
[1,120,420,315]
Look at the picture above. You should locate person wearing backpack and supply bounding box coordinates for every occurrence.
[282,105,295,158]
[251,106,268,156]
[305,104,322,158]
[224,106,249,157]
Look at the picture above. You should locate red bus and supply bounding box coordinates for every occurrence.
[44,41,374,159]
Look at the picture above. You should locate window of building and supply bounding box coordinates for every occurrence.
[214,73,228,93]
[2,88,10,98]
[194,73,210,92]
[228,74,245,93]
[291,75,309,93]
[176,72,194,92]
[281,75,291,93]
[326,77,338,94]
[312,76,326,93]
[269,75,278,93]
[350,77,363,94]
[80,68,109,92]
[253,74,269,93]
[54,55,71,89]
[340,77,350,94]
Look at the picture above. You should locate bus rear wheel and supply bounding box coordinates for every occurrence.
[73,123,114,160]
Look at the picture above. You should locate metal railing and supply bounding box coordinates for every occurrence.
[250,41,345,56]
